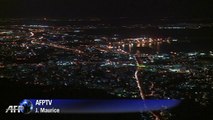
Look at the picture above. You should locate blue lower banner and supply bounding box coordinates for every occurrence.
[6,99,181,114]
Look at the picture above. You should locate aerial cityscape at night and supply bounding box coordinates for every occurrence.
[1,0,213,120]
[1,18,213,119]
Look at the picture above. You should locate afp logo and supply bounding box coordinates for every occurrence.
[6,99,33,114]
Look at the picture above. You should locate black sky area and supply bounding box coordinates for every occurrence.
[0,0,212,18]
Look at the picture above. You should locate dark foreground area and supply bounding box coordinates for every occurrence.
[1,79,213,120]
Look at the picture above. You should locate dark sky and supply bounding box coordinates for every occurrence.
[0,0,212,18]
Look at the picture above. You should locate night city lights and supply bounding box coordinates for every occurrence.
[1,0,213,120]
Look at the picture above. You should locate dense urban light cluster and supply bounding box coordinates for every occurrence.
[1,18,213,120]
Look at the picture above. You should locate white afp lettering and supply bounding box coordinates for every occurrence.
[5,105,23,113]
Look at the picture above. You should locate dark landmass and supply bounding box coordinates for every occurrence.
[1,79,213,120]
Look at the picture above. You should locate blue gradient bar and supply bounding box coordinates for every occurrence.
[29,99,181,113]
